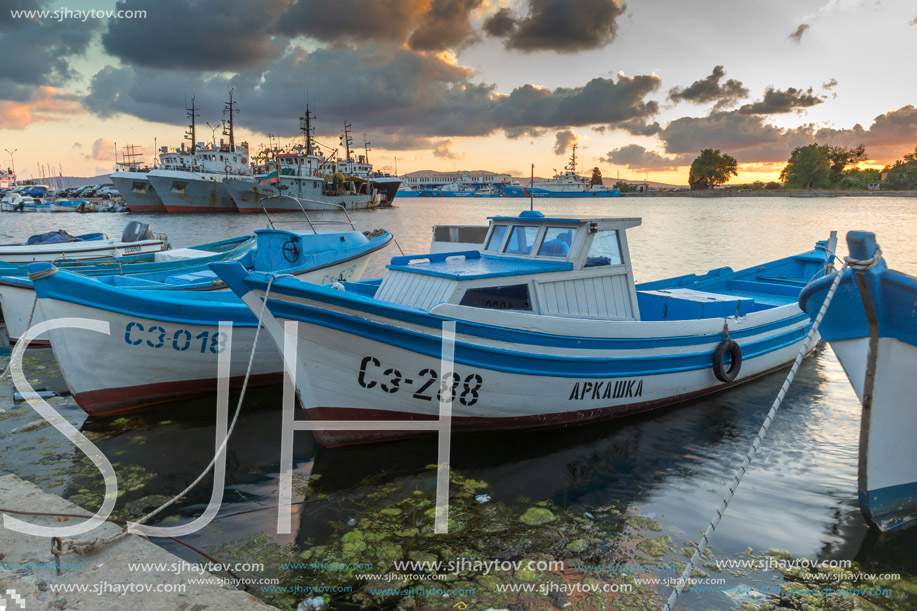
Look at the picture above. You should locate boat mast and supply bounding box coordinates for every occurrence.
[566,144,577,174]
[223,88,237,150]
[185,95,198,153]
[300,104,315,156]
[341,122,353,162]
[363,133,371,164]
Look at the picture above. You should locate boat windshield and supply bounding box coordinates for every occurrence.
[585,230,623,267]
[486,224,508,251]
[504,225,540,255]
[537,227,574,257]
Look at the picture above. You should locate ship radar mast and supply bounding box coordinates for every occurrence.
[565,144,577,174]
[184,95,198,153]
[222,88,238,150]
[341,122,353,162]
[300,104,315,156]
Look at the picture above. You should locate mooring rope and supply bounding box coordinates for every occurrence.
[663,259,851,611]
[49,273,292,561]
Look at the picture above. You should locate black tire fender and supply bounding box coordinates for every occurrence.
[713,339,742,382]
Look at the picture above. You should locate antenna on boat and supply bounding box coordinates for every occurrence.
[341,122,353,162]
[300,104,315,156]
[530,163,534,211]
[567,144,577,174]
[223,88,238,150]
[185,95,198,153]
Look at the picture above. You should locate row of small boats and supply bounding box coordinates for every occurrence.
[2,214,913,532]
[1,196,129,213]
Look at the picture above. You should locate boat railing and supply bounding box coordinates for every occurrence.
[258,195,357,234]
[53,254,124,275]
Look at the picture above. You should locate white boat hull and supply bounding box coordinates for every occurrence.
[37,298,282,416]
[250,295,810,447]
[147,170,241,212]
[0,238,165,264]
[831,337,917,531]
[110,172,165,212]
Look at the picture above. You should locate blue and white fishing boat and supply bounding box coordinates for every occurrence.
[26,228,393,415]
[214,211,836,446]
[799,231,917,532]
[0,234,255,345]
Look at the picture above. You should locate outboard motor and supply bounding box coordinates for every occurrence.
[121,221,153,243]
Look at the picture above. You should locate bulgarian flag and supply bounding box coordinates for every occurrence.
[259,170,279,186]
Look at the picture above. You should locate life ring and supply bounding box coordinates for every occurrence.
[225,164,232,173]
[313,169,321,177]
[712,339,742,382]
[241,157,248,164]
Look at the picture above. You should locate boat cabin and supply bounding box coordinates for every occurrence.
[375,211,644,319]
[368,210,811,322]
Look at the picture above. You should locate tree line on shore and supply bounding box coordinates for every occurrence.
[683,145,917,192]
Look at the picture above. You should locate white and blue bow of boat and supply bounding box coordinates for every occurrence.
[213,210,838,447]
[24,228,393,416]
[799,231,917,533]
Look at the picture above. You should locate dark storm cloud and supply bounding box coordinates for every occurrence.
[102,0,288,71]
[667,66,749,110]
[658,106,917,163]
[276,0,425,43]
[0,0,99,89]
[553,130,579,155]
[505,127,547,139]
[408,0,484,51]
[814,106,917,150]
[614,118,662,136]
[660,111,814,161]
[600,144,689,170]
[789,24,809,42]
[736,87,824,115]
[482,7,516,36]
[84,46,661,142]
[492,0,627,53]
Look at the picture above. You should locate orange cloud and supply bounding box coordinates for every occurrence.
[90,138,116,161]
[0,86,84,130]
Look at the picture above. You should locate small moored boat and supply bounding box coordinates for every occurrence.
[27,228,393,415]
[214,210,837,447]
[799,231,917,532]
[0,221,167,263]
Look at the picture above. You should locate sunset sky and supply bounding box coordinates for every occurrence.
[1,0,915,184]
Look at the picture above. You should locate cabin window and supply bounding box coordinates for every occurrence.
[486,224,508,251]
[504,225,540,255]
[460,284,532,311]
[585,230,623,267]
[537,227,574,257]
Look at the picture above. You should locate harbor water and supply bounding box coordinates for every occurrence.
[1,196,915,609]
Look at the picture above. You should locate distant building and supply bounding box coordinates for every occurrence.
[401,170,511,188]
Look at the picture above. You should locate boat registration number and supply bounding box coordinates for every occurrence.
[123,321,228,354]
[356,355,484,406]
[122,245,143,253]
